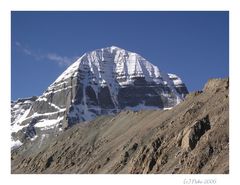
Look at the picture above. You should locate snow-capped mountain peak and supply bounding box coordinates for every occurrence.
[11,46,188,150]
[52,46,163,88]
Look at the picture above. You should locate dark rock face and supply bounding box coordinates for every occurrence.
[175,86,189,97]
[98,86,115,109]
[188,116,211,150]
[118,81,166,108]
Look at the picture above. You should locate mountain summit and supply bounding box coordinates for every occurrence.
[11,46,188,149]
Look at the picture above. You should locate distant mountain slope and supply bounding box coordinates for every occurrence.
[11,46,188,150]
[11,78,228,174]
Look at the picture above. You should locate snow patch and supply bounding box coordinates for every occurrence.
[11,123,27,134]
[36,96,47,102]
[35,117,63,129]
[44,86,72,96]
[48,102,62,111]
[16,108,31,124]
[19,109,65,124]
[11,139,23,150]
[30,135,38,141]
[11,108,30,134]
[168,73,183,86]
[163,107,173,110]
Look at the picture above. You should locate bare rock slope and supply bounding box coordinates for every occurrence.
[11,78,229,174]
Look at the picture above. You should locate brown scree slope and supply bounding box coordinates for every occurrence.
[11,78,229,174]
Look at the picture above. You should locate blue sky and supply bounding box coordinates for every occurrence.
[11,11,229,100]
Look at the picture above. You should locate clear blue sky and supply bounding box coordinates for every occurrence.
[11,11,229,100]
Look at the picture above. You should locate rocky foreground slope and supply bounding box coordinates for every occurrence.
[11,78,228,174]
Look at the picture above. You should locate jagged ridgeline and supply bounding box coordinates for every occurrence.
[11,46,188,150]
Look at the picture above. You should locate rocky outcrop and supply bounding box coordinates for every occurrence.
[180,115,211,150]
[11,78,228,174]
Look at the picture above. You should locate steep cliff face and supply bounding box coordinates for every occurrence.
[11,78,228,174]
[11,46,188,149]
